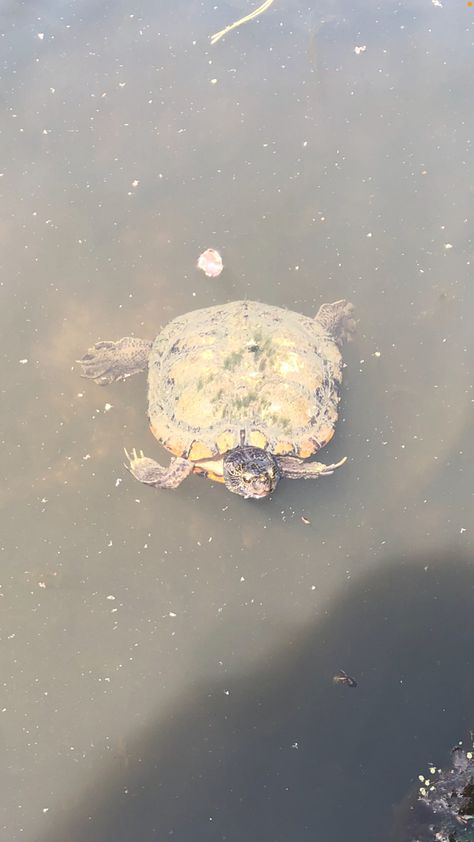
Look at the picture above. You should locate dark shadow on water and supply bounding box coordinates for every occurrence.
[40,552,474,842]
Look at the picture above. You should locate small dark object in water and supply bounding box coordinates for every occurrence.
[333,669,357,688]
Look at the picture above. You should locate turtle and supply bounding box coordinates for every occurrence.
[78,299,355,499]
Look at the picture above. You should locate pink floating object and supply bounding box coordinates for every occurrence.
[197,248,223,278]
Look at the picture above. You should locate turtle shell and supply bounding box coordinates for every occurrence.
[147,300,343,461]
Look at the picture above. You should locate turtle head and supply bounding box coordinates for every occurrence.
[223,431,280,499]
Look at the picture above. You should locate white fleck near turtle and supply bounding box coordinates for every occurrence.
[78,299,355,499]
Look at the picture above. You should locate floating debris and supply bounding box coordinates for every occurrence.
[354,45,367,55]
[333,669,358,688]
[210,0,275,45]
[197,248,223,278]
[301,515,311,525]
[413,739,474,839]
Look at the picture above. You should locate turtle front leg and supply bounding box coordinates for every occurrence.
[276,455,347,480]
[78,337,153,385]
[124,448,193,489]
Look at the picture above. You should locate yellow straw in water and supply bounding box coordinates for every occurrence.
[210,0,275,45]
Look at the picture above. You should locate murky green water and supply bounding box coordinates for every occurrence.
[1,1,473,840]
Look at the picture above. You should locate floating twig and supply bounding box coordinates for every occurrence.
[210,0,275,45]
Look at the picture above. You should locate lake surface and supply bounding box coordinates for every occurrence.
[1,1,473,840]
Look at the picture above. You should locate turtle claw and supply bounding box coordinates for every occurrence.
[124,445,159,482]
[315,456,347,477]
[124,446,146,471]
[323,456,347,474]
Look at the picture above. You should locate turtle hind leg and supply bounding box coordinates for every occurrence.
[124,448,193,489]
[315,300,356,345]
[78,337,153,385]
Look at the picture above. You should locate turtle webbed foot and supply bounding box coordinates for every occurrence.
[124,448,193,489]
[78,337,153,385]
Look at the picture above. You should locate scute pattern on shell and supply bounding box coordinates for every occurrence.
[147,301,343,459]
